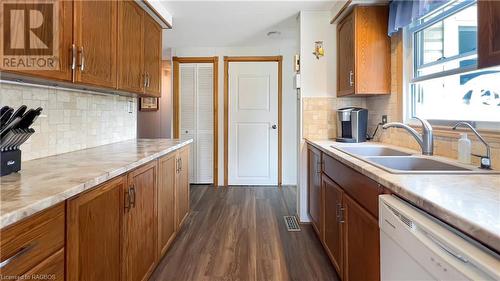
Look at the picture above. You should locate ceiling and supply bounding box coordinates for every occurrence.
[161,1,335,48]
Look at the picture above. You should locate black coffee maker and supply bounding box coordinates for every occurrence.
[335,107,368,143]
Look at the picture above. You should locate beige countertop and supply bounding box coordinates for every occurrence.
[0,139,192,229]
[306,139,500,254]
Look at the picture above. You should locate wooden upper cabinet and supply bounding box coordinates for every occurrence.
[67,176,125,281]
[157,153,177,257]
[337,12,355,96]
[118,0,145,94]
[478,1,500,69]
[176,147,190,228]
[322,175,344,278]
[337,5,391,97]
[343,194,380,281]
[143,15,162,97]
[0,0,73,81]
[307,145,322,237]
[124,161,158,281]
[74,0,117,88]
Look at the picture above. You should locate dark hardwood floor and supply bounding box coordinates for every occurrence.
[149,185,338,281]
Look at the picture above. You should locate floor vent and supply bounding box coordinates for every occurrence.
[284,216,301,232]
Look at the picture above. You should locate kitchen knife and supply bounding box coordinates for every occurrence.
[5,105,27,126]
[16,107,43,129]
[0,117,21,138]
[0,106,11,116]
[0,108,14,127]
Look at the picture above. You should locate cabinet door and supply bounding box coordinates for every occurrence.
[118,0,144,93]
[124,162,158,281]
[143,15,162,97]
[176,147,190,228]
[478,1,500,68]
[344,194,380,281]
[23,248,64,281]
[67,176,125,281]
[322,175,343,277]
[307,145,322,237]
[1,0,73,81]
[74,0,117,88]
[157,153,176,257]
[337,11,355,97]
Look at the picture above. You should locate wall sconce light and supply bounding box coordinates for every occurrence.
[313,41,324,59]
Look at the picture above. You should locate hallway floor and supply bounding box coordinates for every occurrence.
[150,185,338,281]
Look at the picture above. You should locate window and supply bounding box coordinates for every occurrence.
[407,0,500,128]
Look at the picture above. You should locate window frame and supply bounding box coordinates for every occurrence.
[403,0,500,131]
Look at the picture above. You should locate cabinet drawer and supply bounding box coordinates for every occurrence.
[323,154,382,218]
[23,248,65,281]
[0,203,65,276]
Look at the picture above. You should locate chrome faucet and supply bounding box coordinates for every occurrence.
[382,117,434,155]
[452,122,492,170]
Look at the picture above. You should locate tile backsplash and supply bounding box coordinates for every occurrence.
[1,82,137,161]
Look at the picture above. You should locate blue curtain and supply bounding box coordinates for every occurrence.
[388,0,449,36]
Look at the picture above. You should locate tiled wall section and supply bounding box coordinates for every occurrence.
[1,83,137,161]
[302,97,366,140]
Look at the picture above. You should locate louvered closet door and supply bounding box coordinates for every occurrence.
[179,63,214,184]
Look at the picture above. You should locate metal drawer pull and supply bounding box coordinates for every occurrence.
[78,46,85,71]
[130,185,136,208]
[71,44,76,70]
[0,243,36,269]
[349,70,354,86]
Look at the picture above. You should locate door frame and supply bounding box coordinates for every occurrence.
[223,56,283,186]
[173,56,219,185]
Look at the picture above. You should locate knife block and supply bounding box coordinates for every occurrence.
[1,149,21,176]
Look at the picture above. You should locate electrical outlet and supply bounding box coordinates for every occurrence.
[382,115,388,124]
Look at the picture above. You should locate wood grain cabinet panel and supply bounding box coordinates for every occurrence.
[0,203,65,277]
[307,145,322,237]
[322,175,344,278]
[124,161,158,281]
[118,0,145,94]
[143,15,162,97]
[157,153,177,257]
[176,147,190,228]
[344,194,380,281]
[23,248,65,281]
[67,176,125,281]
[478,0,500,68]
[337,5,390,97]
[0,0,73,81]
[74,0,117,88]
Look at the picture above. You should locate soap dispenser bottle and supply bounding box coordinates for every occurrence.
[458,133,471,164]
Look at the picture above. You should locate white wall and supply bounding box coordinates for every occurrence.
[298,11,338,222]
[171,45,299,186]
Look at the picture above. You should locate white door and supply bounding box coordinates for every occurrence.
[179,63,213,184]
[228,62,278,185]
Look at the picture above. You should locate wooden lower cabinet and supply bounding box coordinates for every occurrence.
[322,175,344,278]
[307,145,322,237]
[157,152,177,256]
[124,161,158,281]
[343,194,380,281]
[24,248,65,281]
[67,176,125,281]
[176,147,190,228]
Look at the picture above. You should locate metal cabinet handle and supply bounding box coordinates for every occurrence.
[339,206,345,223]
[316,161,322,174]
[78,46,85,71]
[179,158,182,172]
[130,185,136,208]
[146,72,150,88]
[124,189,131,212]
[71,44,76,70]
[349,70,354,87]
[143,73,147,88]
[0,243,36,269]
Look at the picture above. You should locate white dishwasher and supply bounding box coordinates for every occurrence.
[379,195,500,281]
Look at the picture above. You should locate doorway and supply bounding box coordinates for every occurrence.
[173,57,218,185]
[224,56,283,186]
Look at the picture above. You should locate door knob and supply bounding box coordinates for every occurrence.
[271,124,277,129]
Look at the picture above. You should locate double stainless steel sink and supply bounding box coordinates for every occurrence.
[331,145,498,174]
